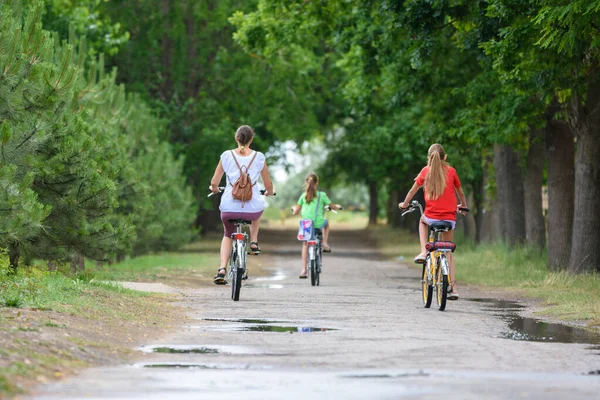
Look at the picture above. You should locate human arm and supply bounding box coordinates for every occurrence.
[291,194,304,215]
[398,181,422,209]
[328,202,343,210]
[260,161,275,196]
[210,160,225,194]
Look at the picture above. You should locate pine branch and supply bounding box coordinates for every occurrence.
[14,126,38,150]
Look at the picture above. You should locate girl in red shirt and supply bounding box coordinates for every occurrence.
[399,144,468,299]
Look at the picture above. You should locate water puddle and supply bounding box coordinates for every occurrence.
[254,271,286,281]
[202,318,290,324]
[243,284,284,289]
[469,298,600,345]
[342,371,429,379]
[239,325,336,333]
[133,362,273,370]
[139,344,267,355]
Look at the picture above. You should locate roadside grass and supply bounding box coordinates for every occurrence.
[368,225,600,328]
[89,235,221,285]
[0,236,224,398]
[0,268,179,397]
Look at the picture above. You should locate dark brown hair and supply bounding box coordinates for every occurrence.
[305,173,319,203]
[425,143,449,201]
[235,125,255,146]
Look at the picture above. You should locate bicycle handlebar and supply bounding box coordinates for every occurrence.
[401,200,470,216]
[207,186,275,197]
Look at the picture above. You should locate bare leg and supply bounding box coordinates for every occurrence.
[250,219,260,242]
[418,215,428,256]
[300,242,308,275]
[220,237,233,271]
[442,230,456,292]
[322,224,330,247]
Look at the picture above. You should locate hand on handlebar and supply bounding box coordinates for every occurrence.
[398,201,409,210]
[457,204,470,215]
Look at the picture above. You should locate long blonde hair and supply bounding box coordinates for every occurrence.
[304,173,318,203]
[424,143,448,201]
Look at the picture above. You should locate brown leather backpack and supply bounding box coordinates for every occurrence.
[229,150,258,207]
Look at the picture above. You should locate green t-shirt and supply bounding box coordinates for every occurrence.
[298,191,331,229]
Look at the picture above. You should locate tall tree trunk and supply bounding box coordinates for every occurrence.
[368,182,378,226]
[546,107,574,271]
[8,243,19,274]
[478,154,500,243]
[493,144,526,246]
[524,128,546,251]
[160,0,172,101]
[71,253,85,274]
[568,84,600,273]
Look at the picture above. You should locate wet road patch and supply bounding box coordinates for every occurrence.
[202,318,290,324]
[239,325,336,333]
[469,298,600,344]
[139,344,269,355]
[133,362,273,370]
[243,283,284,289]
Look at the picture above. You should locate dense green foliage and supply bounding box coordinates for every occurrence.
[231,0,600,273]
[0,0,195,270]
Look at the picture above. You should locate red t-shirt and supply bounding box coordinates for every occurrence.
[416,165,461,221]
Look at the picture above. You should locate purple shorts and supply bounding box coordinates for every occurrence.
[221,211,263,238]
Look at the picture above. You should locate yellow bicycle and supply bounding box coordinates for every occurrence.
[402,200,468,311]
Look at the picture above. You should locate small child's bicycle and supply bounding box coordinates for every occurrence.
[402,200,469,311]
[296,205,341,287]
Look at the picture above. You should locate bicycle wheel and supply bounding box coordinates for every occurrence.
[435,255,448,311]
[310,259,318,286]
[422,255,433,308]
[231,244,245,301]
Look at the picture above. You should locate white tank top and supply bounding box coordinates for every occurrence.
[219,150,267,213]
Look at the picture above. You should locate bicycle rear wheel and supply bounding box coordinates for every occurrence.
[231,244,245,301]
[310,259,318,286]
[422,255,433,308]
[435,255,448,311]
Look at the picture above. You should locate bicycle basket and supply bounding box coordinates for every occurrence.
[297,219,314,241]
[425,241,456,252]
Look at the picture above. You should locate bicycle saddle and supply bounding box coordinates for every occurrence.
[228,219,252,225]
[430,221,453,232]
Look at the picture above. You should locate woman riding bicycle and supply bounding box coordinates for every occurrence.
[209,125,274,284]
[398,143,468,299]
[291,173,342,279]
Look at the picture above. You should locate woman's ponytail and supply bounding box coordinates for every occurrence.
[305,173,319,203]
[425,144,448,200]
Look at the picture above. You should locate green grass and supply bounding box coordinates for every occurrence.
[369,226,600,328]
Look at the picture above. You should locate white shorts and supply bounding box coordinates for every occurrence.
[424,216,456,230]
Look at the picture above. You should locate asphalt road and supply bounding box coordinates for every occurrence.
[30,229,600,399]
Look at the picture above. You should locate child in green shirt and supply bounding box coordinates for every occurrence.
[291,173,342,278]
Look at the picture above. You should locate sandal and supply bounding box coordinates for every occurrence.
[413,253,426,264]
[448,282,459,300]
[299,271,308,279]
[322,245,331,253]
[213,268,227,285]
[248,242,261,255]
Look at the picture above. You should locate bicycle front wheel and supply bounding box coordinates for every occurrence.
[422,255,433,308]
[436,255,449,311]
